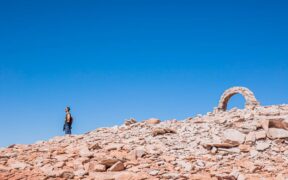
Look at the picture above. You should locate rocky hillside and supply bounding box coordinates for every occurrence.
[1,87,288,180]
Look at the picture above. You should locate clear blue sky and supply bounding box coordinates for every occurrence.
[0,0,288,147]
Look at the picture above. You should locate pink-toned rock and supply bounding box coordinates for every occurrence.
[99,158,120,167]
[268,128,288,139]
[203,142,238,149]
[223,129,246,145]
[255,130,266,140]
[161,155,176,162]
[89,162,106,172]
[54,161,65,168]
[124,118,137,126]
[0,164,10,172]
[129,148,146,160]
[116,172,146,180]
[89,143,102,150]
[239,144,251,152]
[105,143,124,151]
[88,172,115,180]
[108,161,125,172]
[245,132,256,144]
[79,145,94,158]
[152,127,176,136]
[60,170,75,179]
[239,161,259,173]
[8,161,29,170]
[256,142,270,151]
[189,173,213,180]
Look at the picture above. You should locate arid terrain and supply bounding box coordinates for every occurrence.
[1,87,288,180]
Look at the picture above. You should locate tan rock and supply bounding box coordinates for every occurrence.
[203,143,238,149]
[268,128,288,139]
[108,161,125,171]
[88,172,115,180]
[74,169,87,176]
[190,173,212,180]
[0,164,10,172]
[162,172,179,179]
[115,172,144,180]
[256,142,270,151]
[255,130,266,140]
[152,127,176,136]
[8,161,29,170]
[239,161,259,173]
[245,132,256,144]
[149,170,159,176]
[161,155,176,162]
[60,170,75,179]
[239,144,251,152]
[79,145,94,158]
[99,158,120,167]
[54,161,65,168]
[276,174,287,180]
[89,143,102,150]
[238,174,246,180]
[124,118,137,126]
[145,118,161,125]
[89,162,106,172]
[218,147,240,154]
[105,143,124,151]
[223,129,246,145]
[129,148,146,160]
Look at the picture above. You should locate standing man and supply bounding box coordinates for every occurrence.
[63,107,73,135]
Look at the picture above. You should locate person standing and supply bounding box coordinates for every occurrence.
[63,107,73,135]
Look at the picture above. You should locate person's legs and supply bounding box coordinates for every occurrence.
[64,124,71,135]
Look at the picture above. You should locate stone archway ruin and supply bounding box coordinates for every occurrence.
[217,87,260,111]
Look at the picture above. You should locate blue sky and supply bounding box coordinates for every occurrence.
[0,0,288,147]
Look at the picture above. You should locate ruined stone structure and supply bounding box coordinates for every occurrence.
[217,86,260,111]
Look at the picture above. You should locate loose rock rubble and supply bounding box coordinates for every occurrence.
[1,87,288,180]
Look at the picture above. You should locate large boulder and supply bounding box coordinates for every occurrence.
[79,144,94,158]
[223,129,246,145]
[268,128,288,139]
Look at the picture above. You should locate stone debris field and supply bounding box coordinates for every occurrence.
[1,87,288,180]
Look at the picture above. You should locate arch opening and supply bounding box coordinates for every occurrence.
[225,93,246,110]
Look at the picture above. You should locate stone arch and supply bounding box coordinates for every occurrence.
[217,87,260,111]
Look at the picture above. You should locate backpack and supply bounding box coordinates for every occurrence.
[70,116,73,125]
[66,113,73,125]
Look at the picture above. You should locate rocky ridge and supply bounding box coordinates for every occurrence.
[1,87,288,180]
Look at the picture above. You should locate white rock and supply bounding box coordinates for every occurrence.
[79,145,93,158]
[268,128,288,139]
[177,160,193,171]
[149,170,159,176]
[223,129,246,144]
[196,160,205,167]
[256,142,270,151]
[9,161,29,170]
[162,172,179,179]
[250,150,258,158]
[218,147,240,154]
